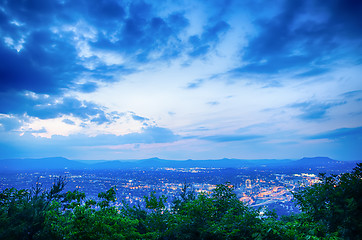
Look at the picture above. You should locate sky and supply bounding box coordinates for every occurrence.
[0,0,361,161]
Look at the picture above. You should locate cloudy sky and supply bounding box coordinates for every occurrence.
[0,0,361,160]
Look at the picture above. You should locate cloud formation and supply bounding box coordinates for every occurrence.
[230,0,362,80]
[0,0,361,160]
[0,0,202,98]
[289,101,345,120]
[0,125,180,159]
[201,134,262,143]
[308,127,362,140]
[0,92,111,124]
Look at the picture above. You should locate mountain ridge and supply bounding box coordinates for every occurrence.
[0,156,360,172]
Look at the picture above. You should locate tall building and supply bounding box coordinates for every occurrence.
[246,179,252,189]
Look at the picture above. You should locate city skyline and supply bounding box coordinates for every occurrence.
[0,0,361,160]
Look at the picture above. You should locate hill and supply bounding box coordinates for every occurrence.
[0,156,360,172]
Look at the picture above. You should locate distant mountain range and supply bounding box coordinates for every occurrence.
[0,157,360,172]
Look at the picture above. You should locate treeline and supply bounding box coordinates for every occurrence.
[0,163,361,240]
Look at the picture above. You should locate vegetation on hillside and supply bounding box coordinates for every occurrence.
[1,163,361,240]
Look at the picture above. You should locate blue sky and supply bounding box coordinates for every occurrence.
[0,0,361,160]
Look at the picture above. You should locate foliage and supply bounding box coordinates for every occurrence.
[166,183,265,240]
[45,187,142,240]
[293,163,362,240]
[172,182,196,214]
[0,177,66,240]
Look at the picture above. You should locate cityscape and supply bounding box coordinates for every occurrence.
[0,164,344,216]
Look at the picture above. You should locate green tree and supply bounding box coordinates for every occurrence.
[293,163,362,239]
[121,191,172,239]
[45,187,142,240]
[167,183,265,240]
[172,182,196,214]
[0,177,66,240]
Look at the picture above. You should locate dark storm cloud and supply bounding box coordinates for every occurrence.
[232,0,362,76]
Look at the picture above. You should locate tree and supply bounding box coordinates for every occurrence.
[0,177,66,240]
[293,163,362,239]
[166,183,264,240]
[172,182,196,214]
[45,186,142,240]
